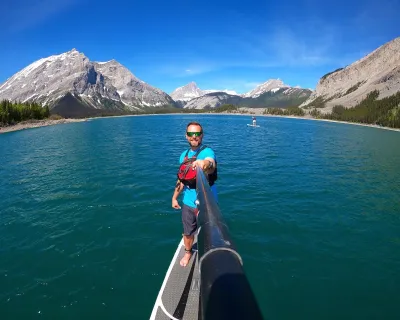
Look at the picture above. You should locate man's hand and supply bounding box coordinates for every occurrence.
[172,199,181,209]
[192,159,210,171]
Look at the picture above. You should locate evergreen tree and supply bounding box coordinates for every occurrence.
[0,99,53,125]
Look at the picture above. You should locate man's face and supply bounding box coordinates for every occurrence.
[186,124,203,148]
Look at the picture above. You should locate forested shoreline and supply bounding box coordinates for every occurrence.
[1,89,400,130]
[0,100,51,125]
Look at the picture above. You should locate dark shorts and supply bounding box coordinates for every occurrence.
[182,204,199,236]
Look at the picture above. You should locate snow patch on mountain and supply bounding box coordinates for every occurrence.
[242,79,288,98]
[170,82,238,102]
[0,48,175,112]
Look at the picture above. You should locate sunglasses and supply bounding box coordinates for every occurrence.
[187,131,203,137]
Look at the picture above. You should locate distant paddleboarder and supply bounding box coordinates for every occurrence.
[252,116,257,126]
[172,122,218,267]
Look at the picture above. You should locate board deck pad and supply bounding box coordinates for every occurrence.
[151,237,200,320]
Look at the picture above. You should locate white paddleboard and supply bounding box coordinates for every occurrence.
[150,236,200,320]
[247,124,260,127]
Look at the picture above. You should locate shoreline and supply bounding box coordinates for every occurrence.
[1,112,400,134]
[0,118,87,134]
[117,111,400,133]
[241,112,400,133]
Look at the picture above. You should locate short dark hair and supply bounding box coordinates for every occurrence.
[186,122,203,132]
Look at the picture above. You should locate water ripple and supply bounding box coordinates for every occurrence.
[1,115,400,319]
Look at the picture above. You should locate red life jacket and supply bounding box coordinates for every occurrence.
[177,145,218,189]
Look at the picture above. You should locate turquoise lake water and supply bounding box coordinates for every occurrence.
[1,114,400,319]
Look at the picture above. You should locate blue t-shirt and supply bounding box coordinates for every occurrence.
[179,145,218,208]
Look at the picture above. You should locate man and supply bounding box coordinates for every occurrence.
[172,122,217,267]
[252,116,257,126]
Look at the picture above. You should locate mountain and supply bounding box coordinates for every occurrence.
[171,79,310,109]
[181,79,311,109]
[300,37,400,112]
[184,92,242,109]
[169,82,203,102]
[203,89,239,95]
[170,82,239,106]
[183,86,312,109]
[93,60,174,108]
[242,79,288,98]
[0,49,175,117]
[240,87,312,107]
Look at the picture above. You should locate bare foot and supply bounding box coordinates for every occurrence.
[180,251,192,267]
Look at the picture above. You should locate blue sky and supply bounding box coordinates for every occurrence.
[1,0,399,94]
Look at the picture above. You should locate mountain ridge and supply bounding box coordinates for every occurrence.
[169,81,239,103]
[0,49,176,117]
[1,36,399,117]
[300,37,400,112]
[170,79,309,109]
[183,87,312,109]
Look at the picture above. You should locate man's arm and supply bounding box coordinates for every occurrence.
[173,179,184,197]
[172,179,184,209]
[191,156,216,174]
[202,157,216,174]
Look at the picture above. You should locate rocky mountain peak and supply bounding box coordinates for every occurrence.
[300,36,400,112]
[170,82,203,101]
[0,49,175,116]
[242,79,288,98]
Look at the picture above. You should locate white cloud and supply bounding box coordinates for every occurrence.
[244,82,261,88]
[155,18,384,86]
[158,62,218,77]
[226,23,338,68]
[200,79,265,95]
[157,22,342,77]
